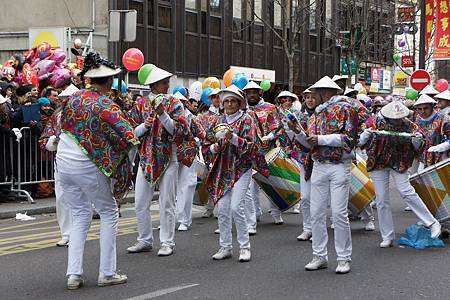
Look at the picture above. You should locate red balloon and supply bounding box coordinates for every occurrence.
[122,48,144,71]
[435,79,449,93]
[22,63,32,84]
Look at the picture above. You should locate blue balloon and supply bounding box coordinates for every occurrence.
[112,78,127,94]
[200,87,214,105]
[172,85,187,97]
[231,73,248,90]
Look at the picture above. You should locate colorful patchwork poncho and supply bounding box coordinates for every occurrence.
[129,93,196,186]
[59,89,139,198]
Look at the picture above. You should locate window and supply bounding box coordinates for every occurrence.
[130,0,143,25]
[186,11,198,33]
[254,24,264,44]
[210,0,220,15]
[274,28,283,47]
[233,19,243,40]
[211,16,221,36]
[159,5,171,29]
[148,0,154,26]
[186,0,196,9]
[310,35,317,52]
[233,0,242,19]
[274,1,282,28]
[309,0,316,32]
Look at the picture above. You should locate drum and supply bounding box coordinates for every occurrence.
[349,154,375,215]
[253,147,301,211]
[193,159,209,206]
[410,158,450,223]
[213,123,233,134]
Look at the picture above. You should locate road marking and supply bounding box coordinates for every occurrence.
[124,283,199,300]
[0,219,58,231]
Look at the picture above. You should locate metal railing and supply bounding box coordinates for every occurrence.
[0,127,56,204]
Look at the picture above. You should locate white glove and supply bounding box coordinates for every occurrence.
[12,128,22,142]
[210,143,219,154]
[428,141,450,153]
[358,129,373,147]
[261,132,276,142]
[215,129,228,140]
[411,133,423,150]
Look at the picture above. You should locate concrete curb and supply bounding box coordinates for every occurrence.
[0,191,159,220]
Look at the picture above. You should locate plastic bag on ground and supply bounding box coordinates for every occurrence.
[398,224,445,250]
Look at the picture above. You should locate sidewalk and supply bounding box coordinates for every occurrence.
[0,191,158,220]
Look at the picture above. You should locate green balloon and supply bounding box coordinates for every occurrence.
[138,64,154,85]
[405,88,418,100]
[393,53,401,61]
[260,80,271,92]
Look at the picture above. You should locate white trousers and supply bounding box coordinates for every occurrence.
[59,168,118,277]
[176,163,197,226]
[310,162,352,261]
[370,169,437,241]
[359,204,375,222]
[218,169,252,250]
[244,179,258,230]
[251,179,263,218]
[299,164,312,233]
[134,161,178,247]
[54,171,71,240]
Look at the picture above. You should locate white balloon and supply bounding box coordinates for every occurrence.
[190,81,203,101]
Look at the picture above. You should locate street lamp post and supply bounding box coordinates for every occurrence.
[419,0,426,69]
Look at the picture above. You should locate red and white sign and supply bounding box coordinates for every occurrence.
[401,55,414,68]
[410,69,431,91]
[371,68,380,82]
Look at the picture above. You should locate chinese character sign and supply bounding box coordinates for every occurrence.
[426,0,435,54]
[435,0,450,59]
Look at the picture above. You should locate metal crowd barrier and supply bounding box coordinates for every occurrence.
[0,127,56,204]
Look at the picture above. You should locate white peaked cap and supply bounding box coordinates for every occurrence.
[143,66,173,85]
[173,91,188,101]
[242,81,262,91]
[419,85,439,96]
[344,87,356,96]
[210,88,221,96]
[84,64,121,78]
[332,75,347,82]
[303,88,312,94]
[309,76,342,91]
[218,84,245,101]
[413,94,437,106]
[434,89,450,101]
[380,101,410,119]
[59,84,80,97]
[276,91,299,102]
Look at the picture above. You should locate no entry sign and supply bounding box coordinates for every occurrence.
[410,69,431,91]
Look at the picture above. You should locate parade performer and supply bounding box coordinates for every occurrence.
[412,94,450,170]
[303,76,357,274]
[204,85,257,262]
[243,81,284,225]
[435,90,450,115]
[126,65,196,256]
[56,53,139,289]
[278,89,316,241]
[173,91,205,231]
[358,101,441,248]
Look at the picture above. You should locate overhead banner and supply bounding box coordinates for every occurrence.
[426,0,435,54]
[434,0,450,60]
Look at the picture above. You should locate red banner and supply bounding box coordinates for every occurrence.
[401,55,414,68]
[426,0,435,54]
[434,0,450,59]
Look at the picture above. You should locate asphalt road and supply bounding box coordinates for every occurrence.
[0,188,449,300]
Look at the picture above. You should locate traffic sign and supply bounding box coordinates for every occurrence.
[410,69,431,91]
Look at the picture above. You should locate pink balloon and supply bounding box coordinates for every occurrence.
[50,68,71,88]
[34,60,56,76]
[50,48,67,65]
[122,48,144,71]
[435,79,449,93]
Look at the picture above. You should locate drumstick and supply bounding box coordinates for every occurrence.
[284,110,309,137]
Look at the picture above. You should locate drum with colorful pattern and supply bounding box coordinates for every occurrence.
[410,158,450,223]
[193,159,209,206]
[349,154,375,215]
[253,147,301,211]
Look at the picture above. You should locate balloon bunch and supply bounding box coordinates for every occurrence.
[0,42,79,89]
[223,68,271,91]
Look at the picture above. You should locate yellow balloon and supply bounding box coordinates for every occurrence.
[203,77,220,89]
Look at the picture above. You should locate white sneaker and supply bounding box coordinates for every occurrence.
[297,231,312,241]
[127,241,153,253]
[404,206,412,211]
[97,273,127,287]
[379,240,394,248]
[157,245,174,256]
[202,209,214,218]
[212,247,232,260]
[56,238,69,247]
[430,222,442,239]
[364,220,376,231]
[292,208,301,214]
[335,261,351,274]
[305,256,328,271]
[248,227,257,236]
[274,215,284,225]
[214,228,220,234]
[330,223,335,229]
[67,275,84,290]
[239,248,251,262]
[178,224,189,231]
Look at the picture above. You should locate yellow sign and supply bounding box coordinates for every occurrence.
[31,32,60,47]
[394,70,408,86]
